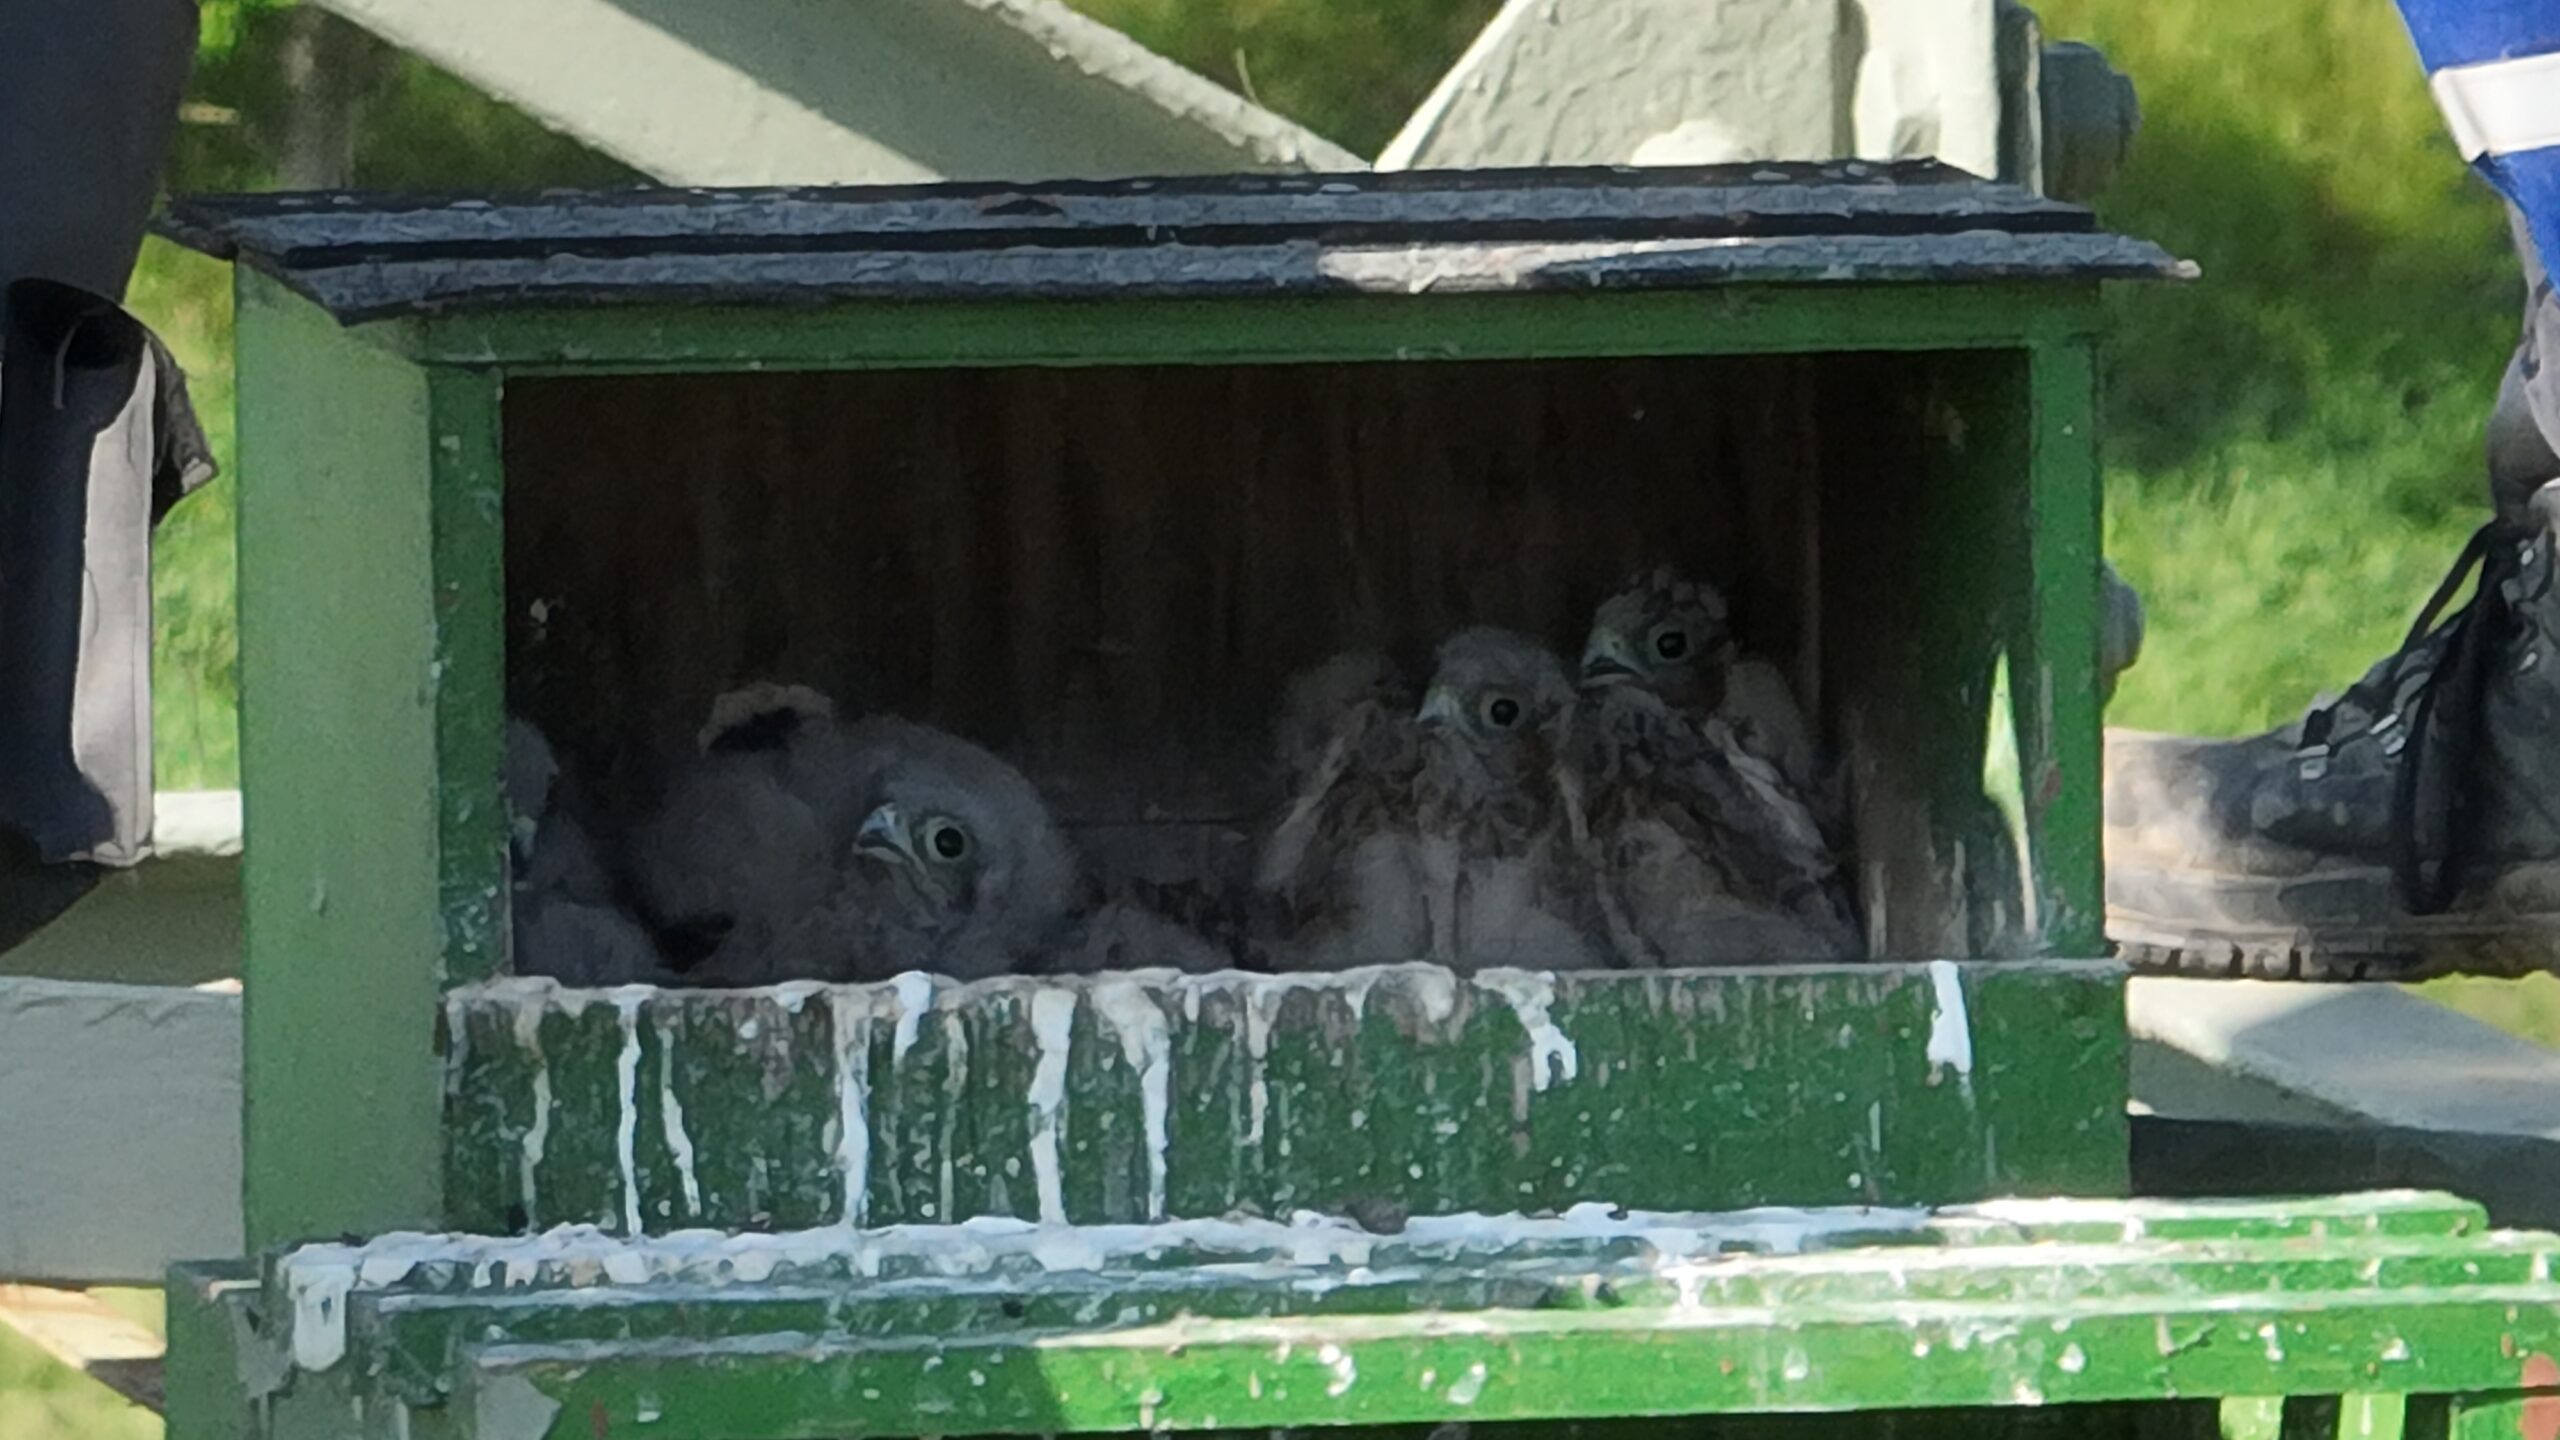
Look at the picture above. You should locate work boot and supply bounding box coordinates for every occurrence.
[2106,476,2560,979]
[2107,204,2560,979]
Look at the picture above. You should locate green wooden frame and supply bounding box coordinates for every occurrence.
[233,268,2109,1251]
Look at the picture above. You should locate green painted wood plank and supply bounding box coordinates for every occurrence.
[334,1231,2560,1412]
[2020,336,2106,955]
[454,1284,2560,1438]
[369,285,2108,373]
[236,272,447,1248]
[427,371,510,985]
[441,962,2127,1232]
[164,1263,261,1440]
[198,1193,2513,1437]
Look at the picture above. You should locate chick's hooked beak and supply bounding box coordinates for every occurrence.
[1416,686,1464,728]
[1580,629,1642,688]
[854,802,918,869]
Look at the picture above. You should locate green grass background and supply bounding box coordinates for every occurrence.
[14,0,2554,1431]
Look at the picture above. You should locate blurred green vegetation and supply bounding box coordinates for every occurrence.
[2034,0,2521,736]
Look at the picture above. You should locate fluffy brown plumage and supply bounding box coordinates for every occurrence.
[1581,567,1831,821]
[1256,649,1433,969]
[1577,573,1861,963]
[1258,631,1608,972]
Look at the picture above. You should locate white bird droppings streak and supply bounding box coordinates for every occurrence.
[511,1002,551,1226]
[286,1262,355,1371]
[442,991,472,1099]
[891,972,934,1066]
[1475,969,1578,1091]
[1319,1343,1357,1397]
[1092,977,1173,1221]
[612,989,645,1235]
[1242,984,1278,1148]
[1027,989,1079,1225]
[1925,961,1974,1080]
[655,1014,703,1219]
[829,989,875,1227]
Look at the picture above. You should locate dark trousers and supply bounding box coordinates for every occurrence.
[0,0,200,949]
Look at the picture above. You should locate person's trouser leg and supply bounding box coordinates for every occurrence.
[0,0,199,312]
[0,0,201,949]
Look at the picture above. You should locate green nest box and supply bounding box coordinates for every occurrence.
[181,166,2560,1440]
[162,159,2183,1246]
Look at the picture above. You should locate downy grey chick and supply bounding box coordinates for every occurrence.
[629,683,874,973]
[691,718,1084,984]
[504,716,671,985]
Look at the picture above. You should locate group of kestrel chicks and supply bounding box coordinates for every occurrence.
[504,568,1861,987]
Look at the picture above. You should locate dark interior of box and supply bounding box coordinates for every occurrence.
[502,352,2033,963]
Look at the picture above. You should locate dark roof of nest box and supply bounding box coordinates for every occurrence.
[158,161,2194,325]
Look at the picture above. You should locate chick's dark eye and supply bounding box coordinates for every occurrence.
[1484,696,1522,729]
[925,820,972,861]
[1654,629,1689,661]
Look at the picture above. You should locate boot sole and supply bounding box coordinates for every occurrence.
[2107,862,2560,981]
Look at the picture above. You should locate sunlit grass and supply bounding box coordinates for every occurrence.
[0,1291,164,1440]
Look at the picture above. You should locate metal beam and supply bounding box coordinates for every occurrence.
[0,978,242,1284]
[1380,0,2002,179]
[308,0,1358,185]
[0,1285,165,1413]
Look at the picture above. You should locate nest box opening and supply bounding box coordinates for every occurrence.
[501,348,2038,977]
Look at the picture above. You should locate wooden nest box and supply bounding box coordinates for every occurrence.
[163,163,2187,1256]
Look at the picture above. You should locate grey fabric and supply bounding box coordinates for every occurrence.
[2491,205,2560,524]
[0,280,215,869]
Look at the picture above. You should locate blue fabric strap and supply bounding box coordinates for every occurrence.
[2395,0,2560,276]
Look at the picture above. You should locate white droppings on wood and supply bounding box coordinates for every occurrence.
[1319,1342,1357,1396]
[1925,960,1974,1085]
[511,1002,551,1226]
[442,990,472,1099]
[891,971,935,1066]
[285,1261,354,1370]
[655,1013,703,1219]
[829,988,875,1227]
[1092,975,1175,1222]
[1243,980,1278,1149]
[939,1008,970,1225]
[1475,969,1578,1091]
[1445,1362,1489,1405]
[268,1198,1951,1372]
[1028,988,1080,1225]
[612,988,646,1235]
